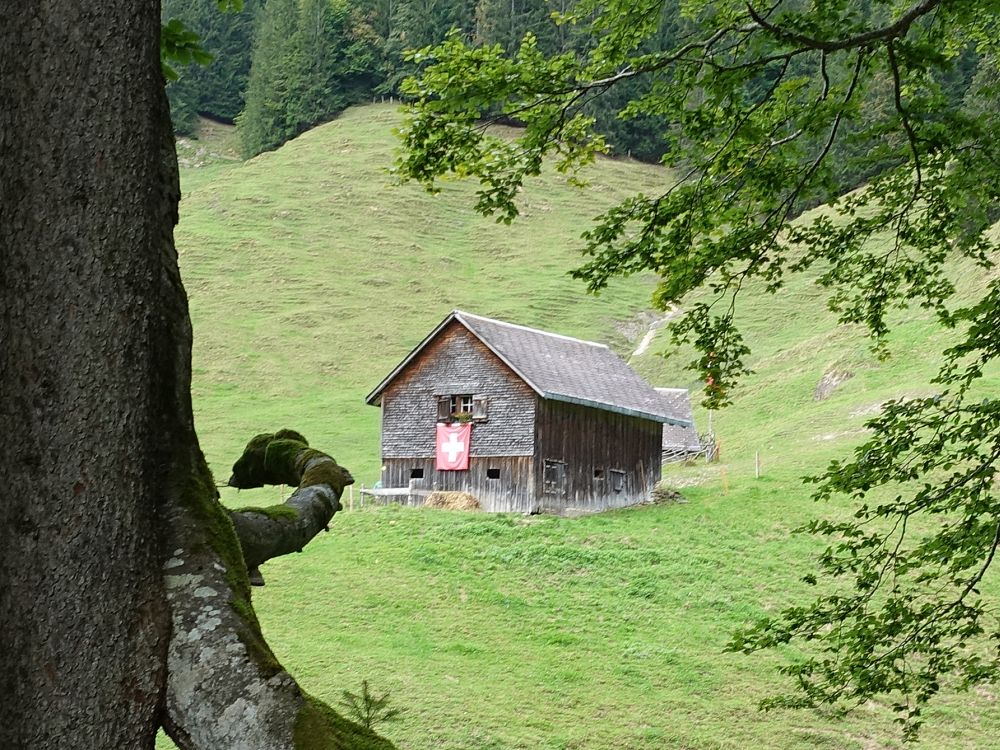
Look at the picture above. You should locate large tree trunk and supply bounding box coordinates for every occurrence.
[1,2,179,745]
[0,4,394,749]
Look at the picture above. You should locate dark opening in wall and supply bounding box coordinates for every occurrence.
[410,468,424,479]
[487,468,500,479]
[594,468,605,479]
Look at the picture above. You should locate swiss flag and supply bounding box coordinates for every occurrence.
[436,423,472,471]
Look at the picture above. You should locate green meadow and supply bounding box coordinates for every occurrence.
[159,105,999,748]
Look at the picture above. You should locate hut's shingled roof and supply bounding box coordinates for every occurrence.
[367,310,692,426]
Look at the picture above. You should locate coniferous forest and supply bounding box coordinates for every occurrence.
[166,0,991,199]
[158,0,734,163]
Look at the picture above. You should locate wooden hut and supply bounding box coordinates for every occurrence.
[365,310,691,514]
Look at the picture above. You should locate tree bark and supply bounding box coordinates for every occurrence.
[1,4,394,749]
[231,482,341,571]
[1,2,178,746]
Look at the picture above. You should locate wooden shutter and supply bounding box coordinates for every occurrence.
[610,470,625,492]
[472,396,488,420]
[437,396,451,421]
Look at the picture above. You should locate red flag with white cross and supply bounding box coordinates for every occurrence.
[436,423,472,471]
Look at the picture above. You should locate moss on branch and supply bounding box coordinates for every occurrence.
[228,430,354,494]
[226,429,354,577]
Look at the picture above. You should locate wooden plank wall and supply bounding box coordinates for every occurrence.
[534,399,662,513]
[382,457,536,512]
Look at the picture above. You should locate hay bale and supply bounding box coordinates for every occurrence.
[423,491,481,511]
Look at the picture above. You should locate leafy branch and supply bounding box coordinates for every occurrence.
[160,0,244,81]
[394,0,1000,735]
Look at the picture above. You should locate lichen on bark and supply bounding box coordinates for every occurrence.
[174,448,282,677]
[163,438,387,749]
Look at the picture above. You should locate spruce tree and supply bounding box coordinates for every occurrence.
[237,0,302,156]
[163,0,257,134]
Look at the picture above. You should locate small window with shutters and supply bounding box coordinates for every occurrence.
[437,393,486,422]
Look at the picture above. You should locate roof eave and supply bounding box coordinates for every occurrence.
[365,310,548,406]
[542,392,694,426]
[364,311,462,405]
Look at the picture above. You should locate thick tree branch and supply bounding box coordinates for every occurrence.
[230,483,343,570]
[161,441,388,750]
[227,430,355,575]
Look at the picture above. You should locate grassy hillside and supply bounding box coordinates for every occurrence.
[631,220,1000,487]
[176,104,666,494]
[161,107,1000,749]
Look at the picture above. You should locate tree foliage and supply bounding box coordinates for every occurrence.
[163,0,991,163]
[391,0,477,85]
[162,0,702,157]
[394,0,1000,736]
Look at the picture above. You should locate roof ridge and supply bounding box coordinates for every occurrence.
[453,310,609,349]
